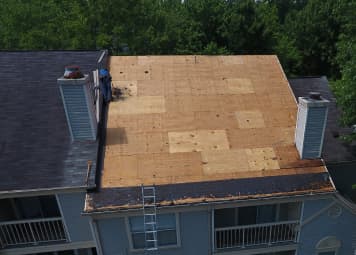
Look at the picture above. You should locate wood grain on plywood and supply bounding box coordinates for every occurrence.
[201,149,250,175]
[110,96,166,115]
[235,111,265,128]
[100,55,328,189]
[168,129,230,153]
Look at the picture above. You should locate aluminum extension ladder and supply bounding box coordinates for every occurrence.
[141,185,158,251]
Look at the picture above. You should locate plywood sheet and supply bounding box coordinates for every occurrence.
[168,130,230,153]
[235,111,265,128]
[245,147,280,171]
[105,131,169,156]
[110,96,166,115]
[137,80,165,96]
[201,149,250,175]
[112,80,137,97]
[226,78,254,94]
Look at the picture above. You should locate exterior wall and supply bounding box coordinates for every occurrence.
[95,210,210,255]
[298,198,356,255]
[93,196,356,255]
[57,192,94,243]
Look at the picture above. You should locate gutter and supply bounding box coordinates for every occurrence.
[0,185,94,199]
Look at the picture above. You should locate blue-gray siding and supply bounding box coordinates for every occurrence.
[298,198,356,255]
[301,107,328,159]
[60,85,95,140]
[57,192,94,243]
[94,197,356,255]
[96,211,210,255]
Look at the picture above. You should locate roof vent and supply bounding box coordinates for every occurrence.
[58,74,97,141]
[295,93,330,159]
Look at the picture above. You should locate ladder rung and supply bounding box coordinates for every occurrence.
[142,185,158,251]
[143,204,156,207]
[143,186,155,190]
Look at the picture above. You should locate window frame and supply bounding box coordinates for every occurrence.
[125,212,181,252]
[315,236,341,255]
[317,251,337,255]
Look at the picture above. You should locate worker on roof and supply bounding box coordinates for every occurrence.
[99,68,112,103]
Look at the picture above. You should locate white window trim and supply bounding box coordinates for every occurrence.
[315,236,341,255]
[125,212,181,252]
[316,249,338,255]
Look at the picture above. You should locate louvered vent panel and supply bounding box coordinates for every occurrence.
[61,85,95,140]
[302,107,328,158]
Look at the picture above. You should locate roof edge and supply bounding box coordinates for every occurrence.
[0,185,94,199]
[83,190,336,216]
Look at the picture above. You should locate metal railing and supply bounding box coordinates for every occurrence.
[0,217,67,248]
[214,220,299,250]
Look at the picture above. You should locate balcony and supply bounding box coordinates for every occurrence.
[0,195,68,249]
[214,202,301,251]
[215,220,299,250]
[0,217,67,248]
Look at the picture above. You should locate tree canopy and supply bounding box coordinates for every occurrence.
[0,0,355,135]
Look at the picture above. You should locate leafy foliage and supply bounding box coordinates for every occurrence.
[0,0,354,135]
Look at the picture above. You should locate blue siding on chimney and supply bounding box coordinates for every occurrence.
[301,107,328,159]
[61,85,95,140]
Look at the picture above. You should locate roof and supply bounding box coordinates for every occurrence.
[288,77,356,204]
[327,161,356,203]
[288,77,356,162]
[85,56,334,213]
[0,51,107,193]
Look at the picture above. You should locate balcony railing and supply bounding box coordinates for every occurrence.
[214,220,299,250]
[0,217,67,248]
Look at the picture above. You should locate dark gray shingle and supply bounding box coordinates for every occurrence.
[288,77,355,162]
[0,51,106,192]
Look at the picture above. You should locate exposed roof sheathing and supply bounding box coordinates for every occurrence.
[85,56,334,213]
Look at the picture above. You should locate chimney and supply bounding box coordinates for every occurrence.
[58,69,97,141]
[295,92,329,159]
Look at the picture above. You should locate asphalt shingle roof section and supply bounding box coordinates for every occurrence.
[0,51,106,193]
[86,173,332,213]
[288,77,356,162]
[84,56,335,213]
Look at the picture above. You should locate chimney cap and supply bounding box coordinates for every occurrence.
[64,65,84,79]
[309,92,322,100]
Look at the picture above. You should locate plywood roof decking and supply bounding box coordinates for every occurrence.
[101,55,329,189]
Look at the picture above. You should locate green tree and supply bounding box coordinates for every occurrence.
[284,0,341,77]
[332,0,356,133]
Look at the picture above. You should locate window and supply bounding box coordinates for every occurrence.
[316,236,341,255]
[0,195,61,221]
[318,252,336,255]
[214,202,301,228]
[128,213,178,250]
[252,251,296,255]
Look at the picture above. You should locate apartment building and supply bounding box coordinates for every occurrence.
[1,54,355,255]
[83,56,356,255]
[0,50,108,255]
